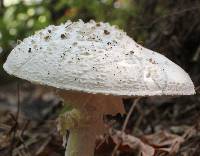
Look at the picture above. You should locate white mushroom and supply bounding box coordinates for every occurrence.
[3,20,195,156]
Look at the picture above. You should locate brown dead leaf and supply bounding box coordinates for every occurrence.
[111,130,155,156]
[142,131,184,155]
[0,133,10,149]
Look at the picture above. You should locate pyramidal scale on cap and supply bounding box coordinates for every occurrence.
[3,19,195,156]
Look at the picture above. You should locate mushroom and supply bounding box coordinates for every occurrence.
[3,20,195,156]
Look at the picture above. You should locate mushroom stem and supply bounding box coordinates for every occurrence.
[57,91,124,156]
[58,107,103,156]
[66,126,97,156]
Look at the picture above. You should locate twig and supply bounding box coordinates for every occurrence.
[20,120,30,137]
[17,121,32,156]
[195,85,200,94]
[36,137,52,155]
[111,98,141,156]
[122,98,141,132]
[13,135,38,156]
[9,82,21,156]
[18,136,32,156]
[96,120,116,149]
[16,82,21,122]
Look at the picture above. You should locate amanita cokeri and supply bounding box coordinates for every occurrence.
[3,20,195,156]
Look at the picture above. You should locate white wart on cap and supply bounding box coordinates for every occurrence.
[3,20,195,96]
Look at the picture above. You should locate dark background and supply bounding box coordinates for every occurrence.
[0,0,200,156]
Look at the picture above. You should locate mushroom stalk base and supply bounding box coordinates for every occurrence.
[58,108,103,156]
[66,127,96,156]
[57,91,124,156]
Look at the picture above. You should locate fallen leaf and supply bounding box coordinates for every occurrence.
[111,130,155,156]
[142,131,184,155]
[96,129,155,156]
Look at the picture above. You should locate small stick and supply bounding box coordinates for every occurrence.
[111,98,141,156]
[9,82,21,156]
[36,137,52,155]
[195,85,200,94]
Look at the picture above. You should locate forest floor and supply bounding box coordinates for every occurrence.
[0,82,199,156]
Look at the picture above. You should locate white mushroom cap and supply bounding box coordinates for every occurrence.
[3,20,195,96]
